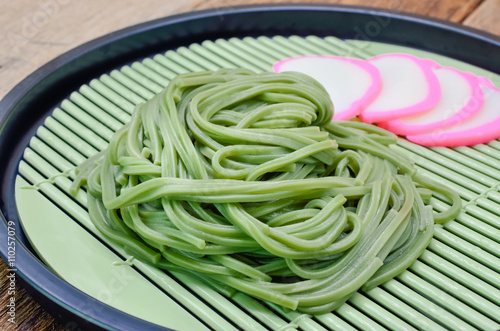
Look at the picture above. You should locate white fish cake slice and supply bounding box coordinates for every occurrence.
[273,55,381,121]
[360,53,441,123]
[407,78,500,147]
[380,66,483,135]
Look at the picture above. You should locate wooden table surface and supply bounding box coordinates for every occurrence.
[1,0,499,330]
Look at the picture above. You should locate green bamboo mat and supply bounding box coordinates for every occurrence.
[15,35,500,330]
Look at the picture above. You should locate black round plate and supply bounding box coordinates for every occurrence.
[1,4,499,330]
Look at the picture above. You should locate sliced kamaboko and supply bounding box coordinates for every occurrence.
[407,78,500,147]
[273,55,381,121]
[359,53,441,123]
[380,67,484,135]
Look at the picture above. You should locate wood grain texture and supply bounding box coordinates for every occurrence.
[0,259,62,331]
[190,0,483,22]
[0,0,498,330]
[0,0,486,100]
[0,0,197,100]
[463,0,500,35]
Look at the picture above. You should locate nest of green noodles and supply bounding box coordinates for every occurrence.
[70,69,461,314]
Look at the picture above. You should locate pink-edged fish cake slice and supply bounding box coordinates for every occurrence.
[273,55,381,121]
[380,67,484,135]
[360,53,441,123]
[407,78,500,147]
